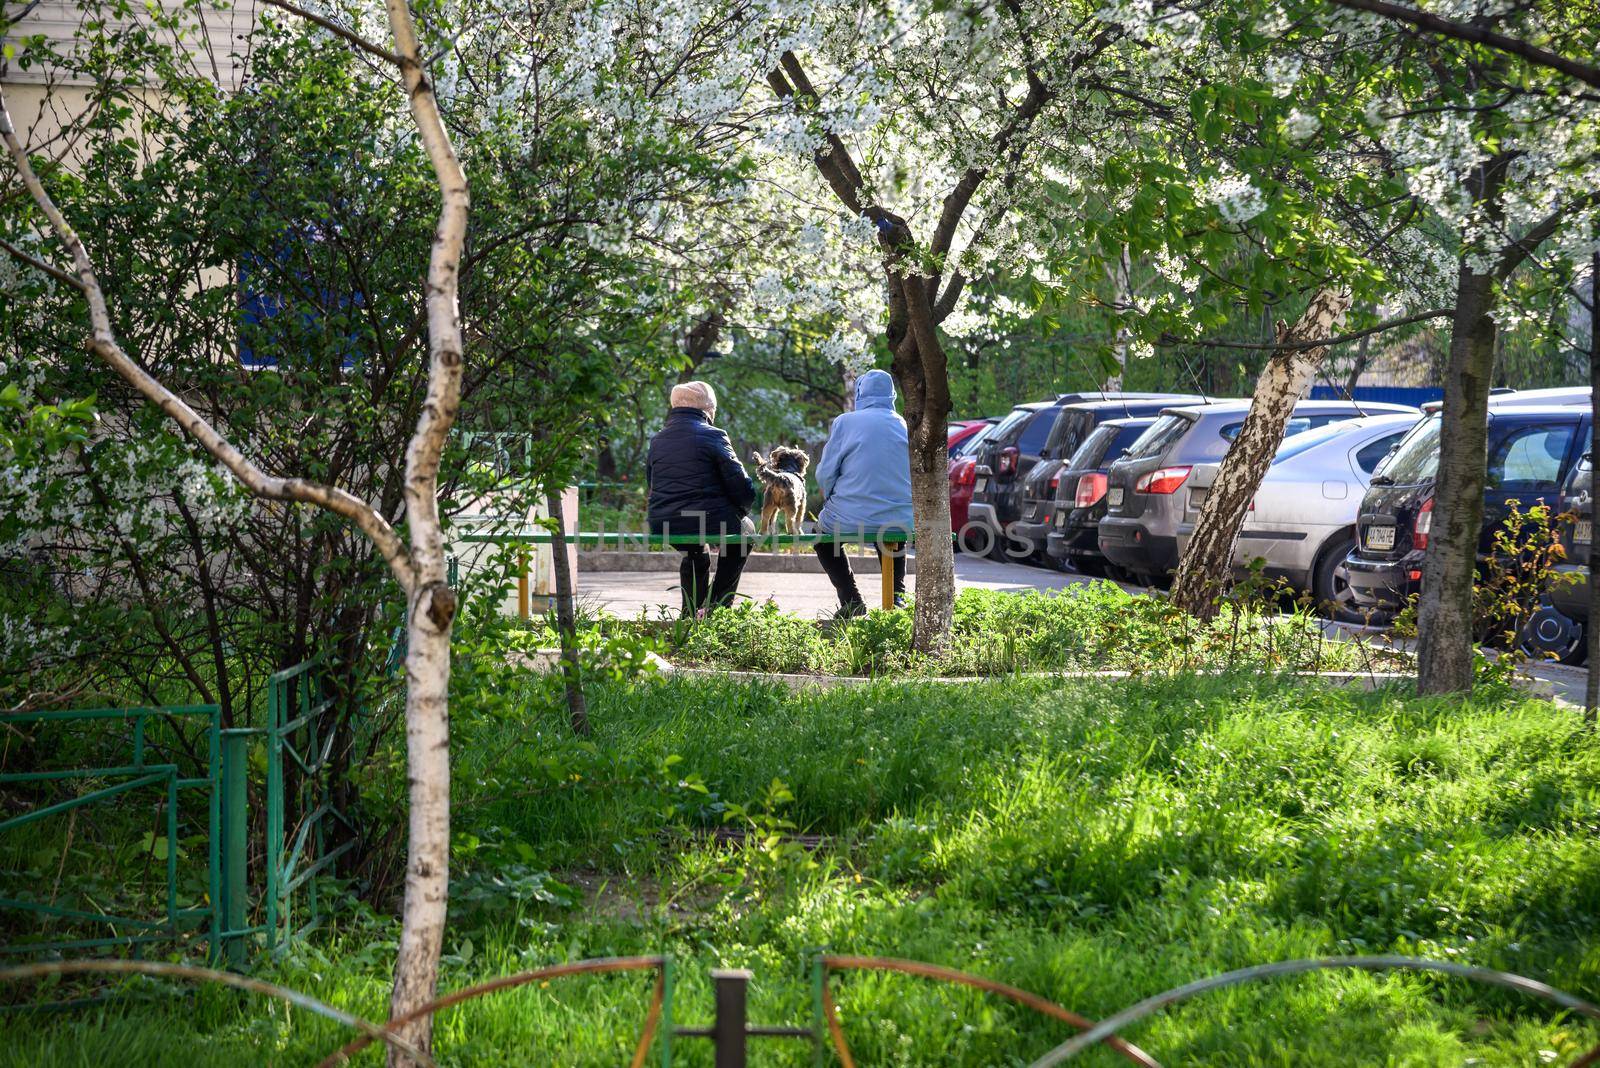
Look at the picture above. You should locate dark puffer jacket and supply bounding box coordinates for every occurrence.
[646,407,756,534]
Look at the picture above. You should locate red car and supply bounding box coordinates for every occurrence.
[948,419,998,537]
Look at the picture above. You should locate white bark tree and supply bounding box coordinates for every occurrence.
[1169,289,1351,618]
[1,0,467,1058]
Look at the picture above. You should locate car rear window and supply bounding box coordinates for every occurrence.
[1489,423,1577,492]
[989,406,1036,443]
[1016,409,1058,455]
[1064,424,1118,471]
[1354,431,1406,474]
[1374,414,1441,484]
[951,422,996,459]
[1120,413,1191,461]
[1044,410,1095,458]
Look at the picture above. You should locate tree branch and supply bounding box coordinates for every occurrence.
[1160,307,1452,351]
[0,232,83,289]
[0,85,415,587]
[260,0,404,65]
[1328,0,1600,89]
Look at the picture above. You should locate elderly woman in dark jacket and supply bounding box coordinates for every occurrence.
[647,381,755,616]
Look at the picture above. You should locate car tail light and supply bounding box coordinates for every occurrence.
[1075,473,1107,508]
[1413,497,1434,549]
[951,459,976,487]
[1049,471,1061,491]
[998,445,1019,476]
[1135,466,1192,494]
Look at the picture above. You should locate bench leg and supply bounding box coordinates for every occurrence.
[881,544,900,611]
[518,547,530,619]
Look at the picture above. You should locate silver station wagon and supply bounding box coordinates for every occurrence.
[1176,413,1421,618]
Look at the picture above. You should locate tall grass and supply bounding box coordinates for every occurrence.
[6,673,1599,1065]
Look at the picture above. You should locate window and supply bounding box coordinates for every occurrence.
[1489,423,1576,493]
[1376,414,1441,484]
[1044,410,1094,458]
[1015,410,1058,456]
[1064,425,1117,471]
[1270,421,1356,465]
[1121,413,1192,461]
[1220,416,1312,443]
[1354,432,1406,475]
[989,406,1037,443]
[952,422,996,459]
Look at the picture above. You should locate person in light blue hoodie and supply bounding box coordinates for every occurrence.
[813,369,914,615]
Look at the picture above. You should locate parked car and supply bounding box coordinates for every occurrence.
[1099,399,1420,585]
[948,419,993,454]
[1343,404,1593,648]
[1044,416,1156,578]
[949,419,1000,535]
[967,392,1201,557]
[1548,452,1592,658]
[1423,386,1592,411]
[1172,414,1419,617]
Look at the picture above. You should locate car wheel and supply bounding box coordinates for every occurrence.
[1312,534,1365,624]
[1519,606,1587,665]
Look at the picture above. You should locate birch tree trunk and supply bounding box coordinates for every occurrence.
[383,0,470,1059]
[1169,289,1352,620]
[1104,245,1133,391]
[2,0,469,1056]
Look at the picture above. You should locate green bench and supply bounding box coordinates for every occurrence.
[456,530,913,614]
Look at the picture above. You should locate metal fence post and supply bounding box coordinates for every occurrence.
[810,954,826,1068]
[661,956,675,1068]
[265,679,283,953]
[220,729,249,968]
[712,968,751,1068]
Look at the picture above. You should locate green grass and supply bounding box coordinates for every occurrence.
[5,672,1599,1065]
[664,584,1395,676]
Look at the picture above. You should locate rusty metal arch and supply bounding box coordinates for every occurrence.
[818,955,1161,1067]
[0,959,435,1066]
[315,955,667,1067]
[1028,955,1600,1067]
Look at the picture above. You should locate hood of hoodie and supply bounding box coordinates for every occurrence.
[855,369,896,410]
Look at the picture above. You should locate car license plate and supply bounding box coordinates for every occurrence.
[974,476,987,493]
[1578,519,1592,544]
[1108,487,1124,508]
[1366,525,1395,551]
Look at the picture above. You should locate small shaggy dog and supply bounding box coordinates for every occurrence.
[751,446,809,534]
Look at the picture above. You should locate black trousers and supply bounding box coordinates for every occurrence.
[676,543,750,616]
[814,542,906,610]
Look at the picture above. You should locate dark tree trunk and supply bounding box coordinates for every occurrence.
[1170,289,1352,619]
[1417,265,1498,694]
[1586,250,1599,721]
[546,490,589,735]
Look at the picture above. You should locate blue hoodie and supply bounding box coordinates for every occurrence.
[816,369,915,535]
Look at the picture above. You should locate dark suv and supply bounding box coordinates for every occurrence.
[967,392,1197,556]
[1006,396,1203,561]
[1344,404,1593,614]
[1043,416,1156,577]
[1099,399,1416,585]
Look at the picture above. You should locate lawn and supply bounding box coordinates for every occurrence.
[6,671,1600,1065]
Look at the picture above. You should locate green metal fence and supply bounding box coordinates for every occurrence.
[2,656,361,977]
[262,656,361,955]
[0,704,252,974]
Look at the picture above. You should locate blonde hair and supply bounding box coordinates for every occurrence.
[670,380,717,416]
